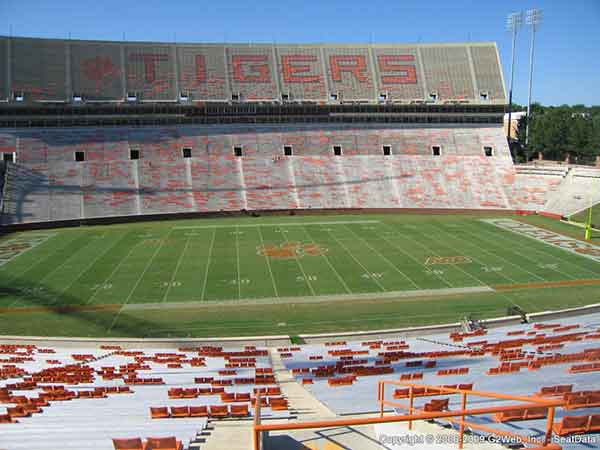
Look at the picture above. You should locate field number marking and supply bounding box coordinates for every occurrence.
[296,275,318,282]
[482,266,503,273]
[362,272,384,279]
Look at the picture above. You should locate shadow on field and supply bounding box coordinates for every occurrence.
[0,272,157,338]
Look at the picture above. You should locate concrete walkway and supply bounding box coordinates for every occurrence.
[197,420,254,450]
[269,348,336,420]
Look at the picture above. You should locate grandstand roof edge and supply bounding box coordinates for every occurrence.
[0,35,499,48]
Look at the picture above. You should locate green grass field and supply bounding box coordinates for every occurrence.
[1,213,599,338]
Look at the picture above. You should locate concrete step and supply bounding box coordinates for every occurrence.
[199,420,254,450]
[269,348,335,421]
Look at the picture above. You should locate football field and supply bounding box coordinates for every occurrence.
[1,213,599,337]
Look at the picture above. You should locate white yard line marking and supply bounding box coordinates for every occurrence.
[47,232,128,305]
[235,225,242,300]
[477,220,594,280]
[423,224,517,284]
[162,236,192,303]
[200,228,217,301]
[280,226,316,296]
[375,223,453,288]
[405,226,490,287]
[107,230,173,332]
[257,226,280,298]
[300,225,352,294]
[8,235,97,307]
[322,226,386,292]
[3,233,79,284]
[388,222,523,310]
[455,225,548,282]
[383,222,488,288]
[0,233,56,267]
[342,224,420,289]
[85,240,141,305]
[173,220,380,229]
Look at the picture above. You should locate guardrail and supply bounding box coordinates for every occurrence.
[378,380,564,449]
[252,382,567,450]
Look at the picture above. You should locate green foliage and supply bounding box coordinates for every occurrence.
[517,104,600,162]
[289,335,305,345]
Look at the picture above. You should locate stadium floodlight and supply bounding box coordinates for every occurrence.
[506,11,523,142]
[525,8,542,147]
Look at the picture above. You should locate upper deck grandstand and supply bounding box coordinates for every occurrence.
[0,37,505,106]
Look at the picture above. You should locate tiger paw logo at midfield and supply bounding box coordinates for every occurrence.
[257,242,328,259]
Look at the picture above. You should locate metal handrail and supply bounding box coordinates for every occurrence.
[252,382,567,450]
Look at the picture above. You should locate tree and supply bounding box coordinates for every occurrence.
[518,104,600,163]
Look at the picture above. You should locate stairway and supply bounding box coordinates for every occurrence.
[196,420,254,450]
[269,348,335,420]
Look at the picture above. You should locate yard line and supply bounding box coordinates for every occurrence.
[372,224,453,288]
[451,225,548,282]
[403,226,493,287]
[386,222,524,310]
[235,225,241,300]
[85,240,142,305]
[162,236,192,303]
[280,226,316,296]
[256,226,280,298]
[321,226,386,292]
[200,228,217,301]
[173,220,381,229]
[107,231,173,332]
[342,224,420,289]
[47,232,129,306]
[300,225,352,294]
[473,222,589,280]
[0,233,56,269]
[383,222,489,288]
[422,223,517,284]
[8,234,98,307]
[4,232,80,286]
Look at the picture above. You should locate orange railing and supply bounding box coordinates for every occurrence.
[378,380,565,449]
[252,382,567,450]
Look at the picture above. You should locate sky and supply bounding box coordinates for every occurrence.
[1,0,599,106]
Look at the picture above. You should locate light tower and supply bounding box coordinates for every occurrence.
[506,12,523,142]
[525,8,542,147]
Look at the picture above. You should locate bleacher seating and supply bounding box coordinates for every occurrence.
[278,312,600,450]
[1,124,528,224]
[503,165,567,212]
[419,46,474,101]
[0,343,287,450]
[0,37,507,105]
[542,167,600,217]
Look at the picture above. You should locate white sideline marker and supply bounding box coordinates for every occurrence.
[173,220,381,229]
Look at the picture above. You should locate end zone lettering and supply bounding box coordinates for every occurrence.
[481,219,600,262]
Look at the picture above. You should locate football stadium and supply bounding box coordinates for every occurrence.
[1,4,600,450]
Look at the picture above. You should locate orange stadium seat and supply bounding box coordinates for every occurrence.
[145,437,183,450]
[553,415,591,436]
[112,438,144,450]
[149,407,170,419]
